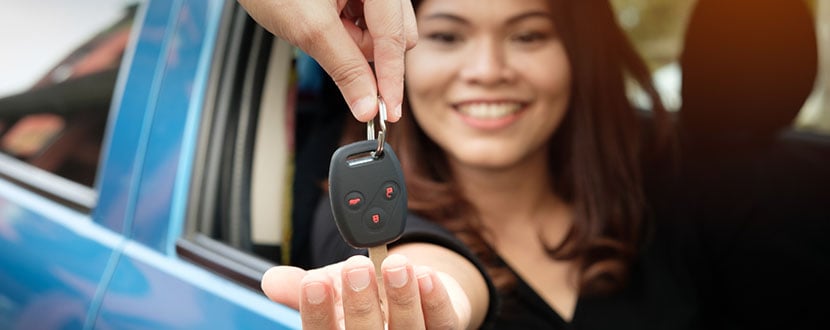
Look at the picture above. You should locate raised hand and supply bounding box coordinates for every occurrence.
[237,0,417,122]
[261,254,462,329]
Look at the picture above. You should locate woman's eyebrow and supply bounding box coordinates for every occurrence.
[421,13,468,25]
[421,11,552,25]
[505,11,554,25]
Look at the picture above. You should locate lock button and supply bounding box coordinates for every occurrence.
[382,182,399,200]
[364,207,387,230]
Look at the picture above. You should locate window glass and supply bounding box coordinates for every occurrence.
[0,0,142,186]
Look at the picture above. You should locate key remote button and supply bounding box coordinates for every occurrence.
[365,208,387,230]
[382,182,399,200]
[345,191,365,210]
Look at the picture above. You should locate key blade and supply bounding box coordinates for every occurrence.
[368,245,388,320]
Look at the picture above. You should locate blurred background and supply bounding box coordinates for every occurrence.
[610,0,829,133]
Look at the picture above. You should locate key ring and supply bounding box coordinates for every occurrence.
[366,97,387,157]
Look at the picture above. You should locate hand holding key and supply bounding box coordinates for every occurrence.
[261,100,472,329]
[328,99,407,317]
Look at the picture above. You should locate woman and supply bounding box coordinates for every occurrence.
[263,0,687,328]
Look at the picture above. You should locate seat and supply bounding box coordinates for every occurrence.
[672,0,829,328]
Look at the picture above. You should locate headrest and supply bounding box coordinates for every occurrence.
[679,0,817,141]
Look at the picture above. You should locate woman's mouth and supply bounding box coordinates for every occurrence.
[454,101,527,129]
[456,102,524,119]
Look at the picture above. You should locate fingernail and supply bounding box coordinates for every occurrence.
[304,282,326,305]
[394,104,402,120]
[387,266,408,288]
[352,96,376,121]
[347,268,371,292]
[415,266,433,294]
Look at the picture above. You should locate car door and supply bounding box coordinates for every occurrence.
[91,0,300,328]
[0,1,144,328]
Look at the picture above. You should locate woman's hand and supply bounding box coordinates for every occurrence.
[237,0,417,123]
[262,254,463,329]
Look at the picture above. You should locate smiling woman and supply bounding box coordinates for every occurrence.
[277,0,686,328]
[260,0,830,328]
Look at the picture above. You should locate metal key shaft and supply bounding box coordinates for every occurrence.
[367,98,389,318]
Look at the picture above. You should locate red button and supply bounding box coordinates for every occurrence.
[364,208,386,230]
[345,191,364,210]
[383,182,399,200]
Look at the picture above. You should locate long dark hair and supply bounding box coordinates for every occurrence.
[345,0,670,295]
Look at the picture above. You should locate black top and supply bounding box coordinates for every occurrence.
[492,220,702,329]
[309,196,704,329]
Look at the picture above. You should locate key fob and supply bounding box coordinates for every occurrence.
[328,140,407,248]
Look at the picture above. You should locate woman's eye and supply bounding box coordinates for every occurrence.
[426,32,461,44]
[513,32,548,44]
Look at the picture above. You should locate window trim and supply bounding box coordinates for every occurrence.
[177,1,277,291]
[0,153,96,211]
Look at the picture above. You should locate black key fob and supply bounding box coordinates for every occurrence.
[328,140,407,248]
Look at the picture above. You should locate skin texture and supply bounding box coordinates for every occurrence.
[237,0,418,122]
[259,0,579,327]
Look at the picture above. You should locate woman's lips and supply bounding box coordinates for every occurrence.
[454,101,526,130]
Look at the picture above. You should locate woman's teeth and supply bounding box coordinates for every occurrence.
[457,102,522,119]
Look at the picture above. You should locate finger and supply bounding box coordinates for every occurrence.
[239,0,379,121]
[415,266,460,329]
[299,270,340,330]
[364,0,407,122]
[401,0,418,50]
[340,0,415,59]
[341,17,375,60]
[341,0,374,60]
[340,255,385,329]
[261,266,307,310]
[310,30,379,122]
[284,2,378,122]
[383,254,425,330]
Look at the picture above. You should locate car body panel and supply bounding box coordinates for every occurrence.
[0,0,301,328]
[0,178,120,329]
[94,0,177,236]
[95,238,300,329]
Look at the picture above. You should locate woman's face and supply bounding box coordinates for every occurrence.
[406,0,572,171]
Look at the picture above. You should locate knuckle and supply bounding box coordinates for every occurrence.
[377,32,407,51]
[422,294,447,311]
[343,299,376,317]
[290,15,338,52]
[431,319,459,330]
[292,22,326,48]
[388,289,419,307]
[329,61,367,89]
[301,307,331,326]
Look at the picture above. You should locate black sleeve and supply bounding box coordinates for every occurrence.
[309,195,501,326]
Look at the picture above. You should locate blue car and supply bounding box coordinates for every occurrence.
[2,0,829,329]
[0,0,303,328]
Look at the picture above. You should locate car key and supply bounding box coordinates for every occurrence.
[328,98,407,312]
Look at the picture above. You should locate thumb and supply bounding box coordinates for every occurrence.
[261,266,308,310]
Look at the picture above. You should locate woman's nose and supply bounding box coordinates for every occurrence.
[459,38,514,86]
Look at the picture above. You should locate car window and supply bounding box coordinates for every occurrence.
[178,3,350,287]
[177,5,303,289]
[0,1,141,189]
